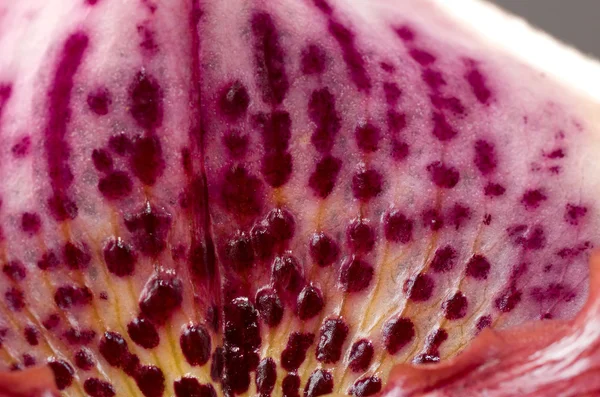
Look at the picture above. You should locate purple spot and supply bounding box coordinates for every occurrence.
[224,232,254,272]
[316,317,348,364]
[273,255,305,296]
[48,359,74,390]
[24,326,39,346]
[301,44,327,75]
[383,82,402,106]
[75,349,95,370]
[339,257,374,293]
[394,26,415,41]
[256,358,277,396]
[484,182,506,197]
[421,208,443,231]
[54,285,92,309]
[352,169,383,201]
[431,113,457,141]
[404,273,434,302]
[309,232,339,267]
[476,315,492,333]
[355,122,380,153]
[387,110,407,133]
[448,203,471,230]
[129,135,165,186]
[108,133,132,155]
[218,81,250,120]
[521,189,547,210]
[135,365,165,397]
[383,317,414,354]
[308,155,342,198]
[2,260,26,282]
[87,87,112,116]
[223,130,249,158]
[465,254,491,280]
[422,69,445,91]
[5,288,25,311]
[427,161,459,189]
[11,136,31,158]
[63,328,96,345]
[174,377,216,397]
[180,323,211,366]
[92,149,113,172]
[443,292,468,320]
[262,151,292,187]
[63,241,91,270]
[128,317,159,349]
[137,24,158,55]
[409,48,436,66]
[565,204,587,225]
[328,21,371,91]
[129,71,163,130]
[495,289,522,313]
[21,212,41,236]
[282,374,300,397]
[124,203,171,257]
[546,148,565,159]
[473,140,497,175]
[98,171,133,200]
[221,166,263,218]
[266,208,295,243]
[308,88,341,153]
[391,140,410,161]
[465,61,492,105]
[84,378,116,397]
[507,224,546,250]
[251,223,276,261]
[431,245,457,273]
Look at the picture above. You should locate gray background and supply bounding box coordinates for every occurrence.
[489,0,600,58]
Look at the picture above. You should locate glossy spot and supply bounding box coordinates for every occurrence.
[256,288,284,327]
[224,232,254,272]
[48,359,74,390]
[99,331,128,367]
[383,317,415,354]
[128,317,159,349]
[273,255,304,295]
[443,292,468,320]
[135,365,165,397]
[174,377,216,397]
[347,219,375,253]
[309,155,342,198]
[350,376,382,397]
[465,254,491,280]
[301,44,327,75]
[348,339,374,372]
[352,169,383,201]
[404,273,434,302]
[316,317,348,364]
[54,285,92,309]
[251,223,276,260]
[103,237,136,277]
[339,257,374,293]
[124,202,172,257]
[281,332,314,371]
[139,273,183,325]
[256,357,277,396]
[84,378,116,397]
[304,369,333,397]
[180,324,211,366]
[431,245,457,272]
[297,285,324,320]
[309,232,339,267]
[267,208,295,243]
[75,349,95,370]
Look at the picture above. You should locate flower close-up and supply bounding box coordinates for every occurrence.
[0,0,599,396]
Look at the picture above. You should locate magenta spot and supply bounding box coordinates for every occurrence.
[24,325,39,346]
[495,289,522,313]
[565,203,587,225]
[383,82,402,106]
[281,332,314,371]
[309,155,342,198]
[431,113,457,141]
[262,151,292,187]
[465,254,491,280]
[484,182,506,197]
[422,69,446,91]
[103,237,136,277]
[266,208,295,243]
[221,166,263,218]
[328,21,371,91]
[43,314,61,330]
[339,257,374,293]
[384,210,413,244]
[129,135,165,186]
[316,317,348,364]
[421,208,444,231]
[92,149,113,172]
[404,273,434,302]
[124,203,172,257]
[128,317,159,349]
[355,122,380,153]
[431,245,457,273]
[174,377,216,397]
[473,140,497,175]
[11,136,31,158]
[297,285,324,320]
[347,219,375,253]
[3,260,26,282]
[383,317,415,354]
[409,48,436,66]
[256,358,277,396]
[308,88,341,153]
[507,224,546,250]
[180,324,211,366]
[443,292,468,320]
[63,241,91,270]
[352,169,383,201]
[63,328,96,345]
[273,255,304,296]
[387,110,407,133]
[301,44,327,75]
[521,189,547,210]
[48,194,78,222]
[251,12,289,105]
[84,378,116,397]
[546,148,565,159]
[135,365,165,397]
[224,232,254,272]
[54,285,92,309]
[448,203,471,230]
[313,0,333,14]
[129,71,163,130]
[465,61,492,105]
[98,171,133,200]
[137,24,158,55]
[350,376,382,397]
[255,288,283,327]
[218,80,250,120]
[139,273,183,325]
[108,133,132,155]
[75,349,95,370]
[87,87,112,116]
[380,62,395,73]
[391,140,410,161]
[4,287,24,311]
[0,84,12,116]
[427,161,459,189]
[348,339,374,372]
[48,359,74,390]
[304,369,333,397]
[395,25,415,41]
[309,232,339,267]
[223,130,249,158]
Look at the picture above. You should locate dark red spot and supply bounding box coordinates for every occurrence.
[5,287,25,311]
[313,0,332,14]
[427,161,460,189]
[391,140,410,161]
[256,357,277,396]
[103,237,136,277]
[24,326,39,346]
[316,317,348,364]
[521,189,547,209]
[484,182,506,197]
[387,110,406,133]
[301,44,327,75]
[476,315,492,332]
[420,208,443,231]
[383,316,414,354]
[54,285,92,309]
[355,122,380,153]
[565,204,587,225]
[297,285,324,320]
[221,166,263,218]
[352,169,383,201]
[48,359,74,390]
[17,212,37,237]
[309,155,342,198]
[383,82,402,106]
[138,274,183,325]
[431,245,457,272]
[129,71,163,130]
[465,254,491,280]
[304,369,333,397]
[223,130,249,158]
[281,332,315,371]
[443,292,468,320]
[223,297,261,351]
[174,377,216,397]
[348,339,374,372]
[256,288,284,327]
[308,88,341,153]
[3,260,26,282]
[262,151,292,187]
[23,354,36,367]
[128,317,159,349]
[48,194,78,222]
[137,24,158,55]
[43,313,61,330]
[309,232,339,267]
[267,208,295,243]
[99,331,128,367]
[409,48,436,66]
[75,349,95,370]
[251,223,276,261]
[84,378,116,397]
[404,273,434,302]
[465,62,492,104]
[11,136,31,158]
[282,374,301,397]
[251,12,289,105]
[37,251,59,271]
[546,148,565,159]
[273,254,304,295]
[347,219,375,253]
[180,324,211,366]
[129,135,165,186]
[431,113,457,141]
[339,257,374,293]
[384,210,413,243]
[224,232,254,272]
[507,224,546,250]
[473,140,497,175]
[328,21,371,91]
[87,87,112,116]
[448,203,471,230]
[483,214,492,225]
[98,171,133,200]
[210,347,224,382]
[124,203,172,257]
[350,376,382,397]
[495,289,522,313]
[135,365,165,397]
[63,328,96,345]
[108,133,132,155]
[218,80,251,120]
[64,241,91,270]
[422,69,445,91]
